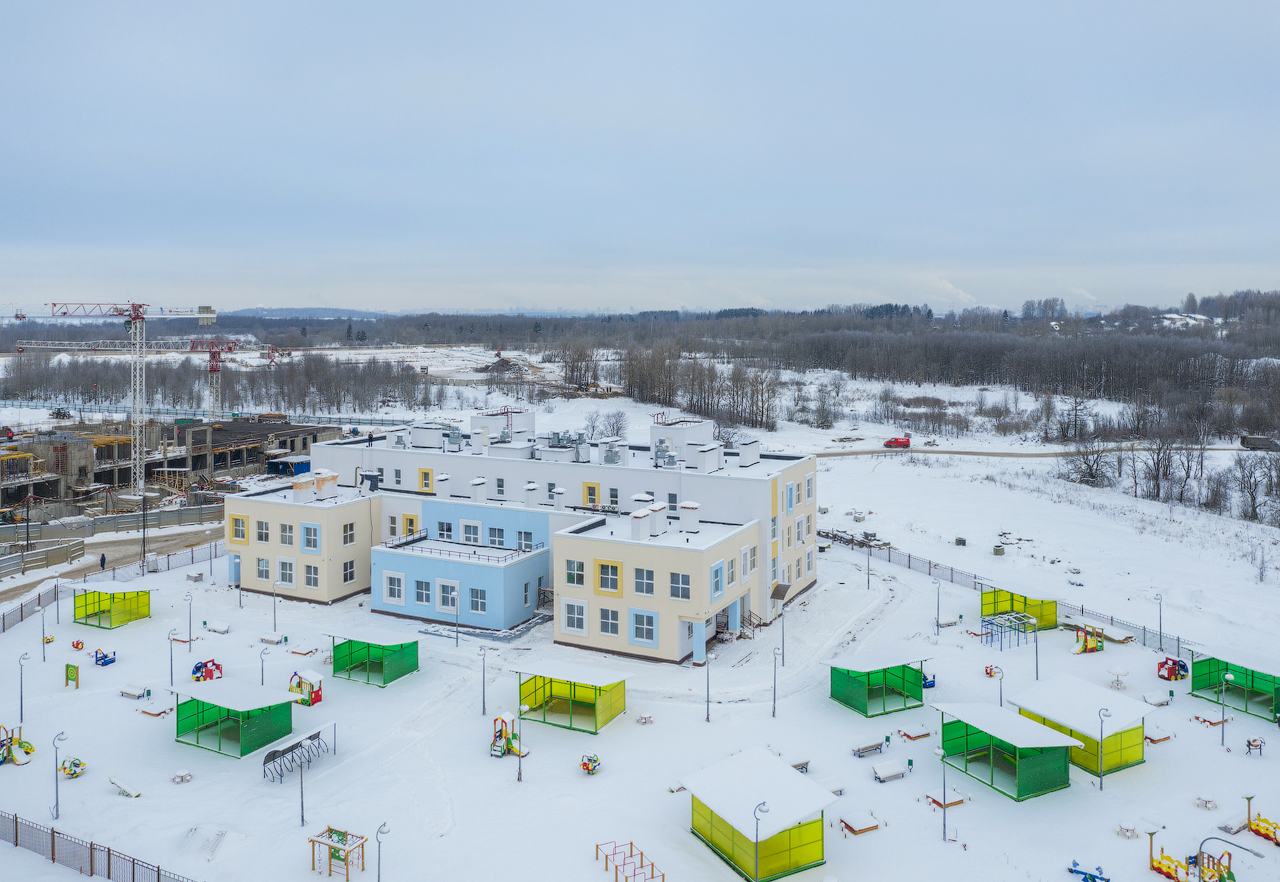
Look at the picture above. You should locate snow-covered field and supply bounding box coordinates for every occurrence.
[3,372,1280,882]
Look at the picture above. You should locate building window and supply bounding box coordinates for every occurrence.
[517,531,533,551]
[470,588,487,614]
[420,469,432,492]
[378,467,384,481]
[806,514,812,537]
[438,521,453,541]
[524,582,530,606]
[711,563,724,599]
[771,557,778,583]
[538,575,543,588]
[232,517,246,541]
[806,474,814,502]
[795,517,804,545]
[634,568,654,596]
[586,484,598,506]
[305,565,319,588]
[668,492,678,512]
[279,559,294,584]
[394,468,402,486]
[598,563,618,592]
[256,520,269,542]
[600,608,619,636]
[463,521,480,544]
[257,558,269,580]
[631,610,656,645]
[388,516,397,538]
[787,526,792,549]
[787,482,794,513]
[404,515,417,536]
[488,528,505,547]
[771,517,777,541]
[496,478,505,496]
[727,558,735,585]
[806,548,814,574]
[385,573,403,603]
[343,523,355,546]
[303,525,319,550]
[562,600,586,635]
[750,546,758,571]
[609,488,618,508]
[438,582,458,613]
[670,573,690,600]
[415,580,431,604]
[343,560,355,584]
[566,560,585,586]
[547,482,556,501]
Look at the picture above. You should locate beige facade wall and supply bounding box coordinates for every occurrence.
[553,521,760,663]
[226,493,381,604]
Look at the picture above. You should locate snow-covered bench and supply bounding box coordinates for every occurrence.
[854,739,886,758]
[872,760,906,783]
[204,620,230,634]
[120,684,150,700]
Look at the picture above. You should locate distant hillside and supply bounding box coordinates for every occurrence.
[223,308,390,320]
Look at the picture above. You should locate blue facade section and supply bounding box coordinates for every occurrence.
[371,546,547,630]
[418,498,550,550]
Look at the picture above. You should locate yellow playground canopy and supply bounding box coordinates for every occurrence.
[1009,676,1149,777]
[73,589,153,629]
[680,746,836,882]
[515,660,627,735]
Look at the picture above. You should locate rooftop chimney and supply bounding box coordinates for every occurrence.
[469,477,486,502]
[524,482,538,508]
[553,487,566,511]
[679,501,701,533]
[631,509,650,541]
[648,502,667,536]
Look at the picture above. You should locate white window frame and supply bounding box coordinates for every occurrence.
[771,556,778,583]
[727,557,735,585]
[517,530,533,551]
[524,581,530,607]
[384,571,405,606]
[741,547,750,580]
[278,557,295,585]
[795,517,804,546]
[256,520,269,542]
[547,482,556,501]
[388,516,398,538]
[670,572,690,601]
[470,587,487,614]
[461,520,481,545]
[343,522,355,546]
[806,547,814,575]
[634,568,654,596]
[488,527,505,548]
[232,517,246,541]
[305,564,319,589]
[256,558,270,580]
[280,523,294,546]
[437,580,459,614]
[806,514,812,537]
[437,521,453,541]
[561,598,588,635]
[415,579,431,604]
[806,474,813,502]
[342,560,355,584]
[394,468,402,486]
[496,477,505,496]
[668,492,678,512]
[771,516,777,541]
[566,559,585,586]
[600,607,619,636]
[304,524,320,551]
[750,546,758,572]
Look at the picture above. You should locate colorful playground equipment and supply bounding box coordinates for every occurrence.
[71,640,84,651]
[1246,796,1280,846]
[289,670,324,706]
[984,665,997,677]
[94,648,116,666]
[43,634,54,644]
[1147,829,1236,882]
[1067,861,1109,882]
[580,754,602,775]
[490,714,527,758]
[1158,657,1189,681]
[192,659,223,682]
[0,726,34,766]
[59,757,87,778]
[1074,625,1104,654]
[308,826,366,881]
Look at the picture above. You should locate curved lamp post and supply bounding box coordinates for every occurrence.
[772,647,781,718]
[168,629,179,686]
[1154,593,1163,652]
[51,732,67,820]
[517,704,529,782]
[934,746,948,841]
[19,653,30,723]
[478,646,488,716]
[260,647,270,686]
[1220,672,1234,746]
[992,665,1004,707]
[184,592,193,652]
[753,802,769,881]
[1198,834,1264,878]
[932,578,941,636]
[1097,708,1111,791]
[376,822,390,882]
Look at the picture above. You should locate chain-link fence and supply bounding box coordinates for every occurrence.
[0,810,201,882]
[80,540,226,584]
[0,505,224,545]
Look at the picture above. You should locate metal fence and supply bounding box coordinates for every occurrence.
[0,809,201,882]
[0,584,58,634]
[1061,601,1200,661]
[0,397,411,428]
[80,540,226,584]
[0,505,224,545]
[0,540,85,581]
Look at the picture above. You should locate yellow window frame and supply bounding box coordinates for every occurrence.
[583,482,601,507]
[418,468,433,493]
[594,558,623,595]
[403,515,417,536]
[229,516,248,544]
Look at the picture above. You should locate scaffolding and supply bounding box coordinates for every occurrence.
[982,611,1038,650]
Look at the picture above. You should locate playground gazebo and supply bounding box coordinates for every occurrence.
[515,661,626,734]
[1009,676,1148,777]
[170,681,297,758]
[325,631,419,688]
[934,702,1083,800]
[681,746,836,882]
[1191,648,1279,722]
[825,649,930,718]
[979,584,1058,631]
[73,588,152,629]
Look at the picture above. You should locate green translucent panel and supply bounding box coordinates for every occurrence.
[980,587,1057,630]
[940,715,1071,800]
[830,663,923,718]
[175,698,292,757]
[331,639,418,687]
[73,590,150,629]
[1191,656,1279,722]
[519,675,626,734]
[691,796,825,881]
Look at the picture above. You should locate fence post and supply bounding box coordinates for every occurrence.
[50,828,55,864]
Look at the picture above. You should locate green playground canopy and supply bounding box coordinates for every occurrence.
[934,702,1082,800]
[680,746,836,881]
[1009,677,1148,777]
[1191,649,1280,722]
[979,585,1058,630]
[326,632,419,688]
[171,681,296,758]
[73,589,151,629]
[516,661,626,734]
[825,650,930,718]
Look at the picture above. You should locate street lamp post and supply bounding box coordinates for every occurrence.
[271,581,281,632]
[478,647,488,716]
[1097,708,1111,790]
[206,530,213,577]
[260,647,270,685]
[184,592,193,652]
[934,747,948,841]
[753,802,769,882]
[993,666,1004,707]
[168,629,179,686]
[780,605,785,668]
[772,647,781,718]
[376,823,390,882]
[41,607,47,662]
[705,649,711,723]
[1034,627,1039,680]
[51,732,67,820]
[1220,672,1234,747]
[1198,835,1265,879]
[454,588,460,647]
[933,578,941,637]
[518,704,528,782]
[1155,593,1163,652]
[19,653,30,723]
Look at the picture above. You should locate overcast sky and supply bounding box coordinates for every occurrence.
[2,2,1277,315]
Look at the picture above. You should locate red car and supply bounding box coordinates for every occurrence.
[883,437,911,449]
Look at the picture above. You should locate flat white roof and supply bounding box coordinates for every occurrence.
[1008,676,1150,734]
[932,703,1084,749]
[679,746,838,841]
[379,536,540,565]
[168,680,299,712]
[513,660,627,688]
[559,517,756,551]
[296,669,324,684]
[826,648,932,673]
[237,486,371,507]
[1194,647,1280,677]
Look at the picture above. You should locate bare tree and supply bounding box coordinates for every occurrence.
[582,410,602,440]
[1059,439,1113,487]
[601,409,629,439]
[1233,453,1265,520]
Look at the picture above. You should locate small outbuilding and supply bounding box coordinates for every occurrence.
[73,589,152,629]
[680,746,836,881]
[325,631,419,688]
[933,702,1083,800]
[170,681,297,758]
[825,649,930,717]
[1009,676,1149,777]
[515,661,626,734]
[1191,648,1279,722]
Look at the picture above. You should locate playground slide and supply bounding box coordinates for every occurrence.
[9,747,31,765]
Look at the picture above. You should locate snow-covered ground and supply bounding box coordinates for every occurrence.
[3,409,1279,882]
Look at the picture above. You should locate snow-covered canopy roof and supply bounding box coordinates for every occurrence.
[1008,676,1150,734]
[1194,647,1280,677]
[825,647,931,673]
[323,628,419,648]
[933,703,1084,749]
[513,660,627,688]
[679,746,837,841]
[296,669,324,684]
[169,680,299,712]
